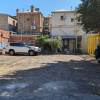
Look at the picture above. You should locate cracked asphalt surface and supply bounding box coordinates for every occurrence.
[0,54,100,100]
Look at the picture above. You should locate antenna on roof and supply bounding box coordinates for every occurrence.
[71,6,72,10]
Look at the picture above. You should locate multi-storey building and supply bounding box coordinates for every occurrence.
[10,5,52,46]
[0,14,17,32]
[17,6,44,35]
[51,9,94,52]
[43,15,52,35]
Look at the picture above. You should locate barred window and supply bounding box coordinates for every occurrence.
[29,40,34,46]
[77,36,82,49]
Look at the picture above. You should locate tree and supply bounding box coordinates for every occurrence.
[34,35,63,53]
[45,36,63,52]
[34,35,49,43]
[77,0,100,33]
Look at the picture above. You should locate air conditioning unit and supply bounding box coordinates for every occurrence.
[61,15,66,20]
[31,26,36,29]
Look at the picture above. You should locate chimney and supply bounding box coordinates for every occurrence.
[31,5,34,12]
[48,14,51,17]
[35,8,40,12]
[16,9,19,15]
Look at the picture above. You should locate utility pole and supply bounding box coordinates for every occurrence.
[21,29,22,42]
[23,8,24,34]
[71,6,72,10]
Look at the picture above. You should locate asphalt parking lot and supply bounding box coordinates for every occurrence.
[0,54,100,100]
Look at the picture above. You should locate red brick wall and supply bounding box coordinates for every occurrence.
[10,35,37,46]
[17,13,43,34]
[0,29,10,42]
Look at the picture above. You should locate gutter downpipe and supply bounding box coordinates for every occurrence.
[74,11,77,52]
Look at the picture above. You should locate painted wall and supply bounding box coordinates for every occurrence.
[8,16,17,32]
[51,11,94,52]
[0,29,10,50]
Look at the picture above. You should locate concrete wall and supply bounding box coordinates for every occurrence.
[0,14,8,31]
[0,14,17,32]
[8,16,17,32]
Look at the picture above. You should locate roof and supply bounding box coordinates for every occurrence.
[24,10,38,12]
[51,35,76,39]
[0,13,17,20]
[18,10,41,14]
[52,9,74,13]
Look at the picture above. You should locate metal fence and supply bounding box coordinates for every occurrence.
[87,34,100,56]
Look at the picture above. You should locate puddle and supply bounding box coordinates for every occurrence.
[6,83,28,89]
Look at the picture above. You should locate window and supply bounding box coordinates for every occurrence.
[29,40,34,46]
[44,27,48,30]
[45,22,48,25]
[21,43,27,47]
[10,43,21,47]
[27,18,30,22]
[71,18,74,22]
[61,15,66,20]
[77,36,82,49]
[20,19,22,23]
[13,21,15,26]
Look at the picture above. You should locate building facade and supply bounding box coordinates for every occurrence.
[0,14,17,32]
[17,6,44,35]
[11,5,52,46]
[43,16,52,35]
[51,9,93,52]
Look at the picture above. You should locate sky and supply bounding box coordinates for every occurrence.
[0,0,82,17]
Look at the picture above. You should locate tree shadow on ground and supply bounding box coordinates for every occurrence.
[0,58,100,99]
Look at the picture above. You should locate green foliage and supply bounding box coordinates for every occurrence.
[77,0,100,33]
[34,34,49,43]
[45,36,63,52]
[34,35,63,53]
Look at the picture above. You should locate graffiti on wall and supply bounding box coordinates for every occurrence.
[0,41,8,50]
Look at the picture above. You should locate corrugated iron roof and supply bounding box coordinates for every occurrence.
[51,35,76,39]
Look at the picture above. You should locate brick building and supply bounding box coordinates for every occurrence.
[0,14,17,32]
[17,6,44,35]
[43,15,52,35]
[10,5,52,46]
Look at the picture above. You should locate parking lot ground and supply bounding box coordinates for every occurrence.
[0,54,100,100]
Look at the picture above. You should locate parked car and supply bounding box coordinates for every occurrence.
[94,44,100,64]
[6,42,41,56]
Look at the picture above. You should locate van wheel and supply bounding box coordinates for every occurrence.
[29,51,34,56]
[9,50,15,56]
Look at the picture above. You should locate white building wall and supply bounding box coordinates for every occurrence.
[51,10,94,52]
[52,27,75,36]
[52,12,75,26]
